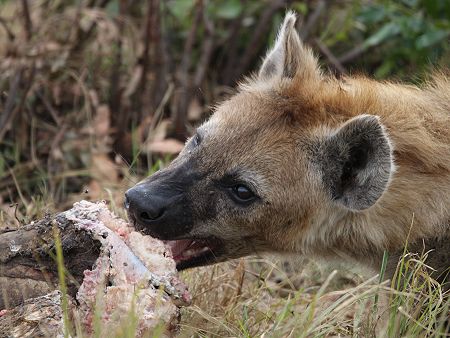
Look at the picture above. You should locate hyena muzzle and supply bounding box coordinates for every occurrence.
[125,12,450,283]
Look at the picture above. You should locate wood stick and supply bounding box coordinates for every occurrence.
[0,213,100,309]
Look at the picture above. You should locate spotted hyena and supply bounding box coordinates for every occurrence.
[125,12,450,285]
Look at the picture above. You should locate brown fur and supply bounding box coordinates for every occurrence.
[127,12,449,285]
[193,14,450,278]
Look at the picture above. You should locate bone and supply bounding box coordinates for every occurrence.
[0,200,191,337]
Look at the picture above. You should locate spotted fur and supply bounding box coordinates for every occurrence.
[129,12,450,284]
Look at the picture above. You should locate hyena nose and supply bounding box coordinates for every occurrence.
[124,176,193,239]
[125,186,166,224]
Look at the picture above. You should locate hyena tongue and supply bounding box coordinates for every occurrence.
[164,240,193,258]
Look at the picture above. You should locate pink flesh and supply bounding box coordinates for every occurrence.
[165,239,194,258]
[63,200,190,334]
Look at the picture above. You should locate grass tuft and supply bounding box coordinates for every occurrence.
[52,221,71,338]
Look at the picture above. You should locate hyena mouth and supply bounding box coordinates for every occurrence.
[164,237,223,270]
[127,211,224,270]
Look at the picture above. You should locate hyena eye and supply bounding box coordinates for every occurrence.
[232,184,255,202]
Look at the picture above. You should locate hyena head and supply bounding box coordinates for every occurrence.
[125,12,394,270]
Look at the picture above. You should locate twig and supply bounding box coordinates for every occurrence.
[314,39,347,76]
[0,16,15,41]
[338,44,367,64]
[134,0,165,119]
[0,66,35,142]
[47,123,68,197]
[221,3,246,85]
[179,0,203,79]
[194,11,215,88]
[29,113,38,166]
[9,203,21,225]
[172,0,204,140]
[21,0,33,41]
[108,0,126,125]
[147,82,175,141]
[149,0,169,119]
[159,3,173,77]
[0,71,23,140]
[0,162,36,194]
[36,90,62,126]
[71,0,112,52]
[133,0,155,117]
[299,0,326,40]
[8,167,29,213]
[232,0,289,82]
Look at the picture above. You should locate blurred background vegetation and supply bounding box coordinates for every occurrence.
[0,1,449,336]
[0,0,449,222]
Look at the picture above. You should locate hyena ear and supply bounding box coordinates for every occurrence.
[320,115,394,211]
[258,11,320,81]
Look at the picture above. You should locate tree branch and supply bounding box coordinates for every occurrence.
[0,16,15,41]
[231,0,289,84]
[21,0,33,41]
[299,0,326,40]
[194,11,215,89]
[172,0,204,140]
[314,39,347,76]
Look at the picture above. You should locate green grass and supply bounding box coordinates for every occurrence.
[1,159,448,337]
[0,0,448,336]
[53,223,72,338]
[179,255,449,337]
[1,187,448,337]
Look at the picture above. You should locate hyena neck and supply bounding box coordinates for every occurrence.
[303,76,450,272]
[367,78,450,244]
[307,207,449,274]
[301,207,388,270]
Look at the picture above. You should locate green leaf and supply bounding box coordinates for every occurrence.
[403,16,424,34]
[420,0,450,19]
[215,0,242,20]
[363,22,401,48]
[375,59,395,78]
[416,29,449,48]
[358,5,386,25]
[401,0,419,8]
[293,3,308,16]
[105,0,119,16]
[168,0,195,20]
